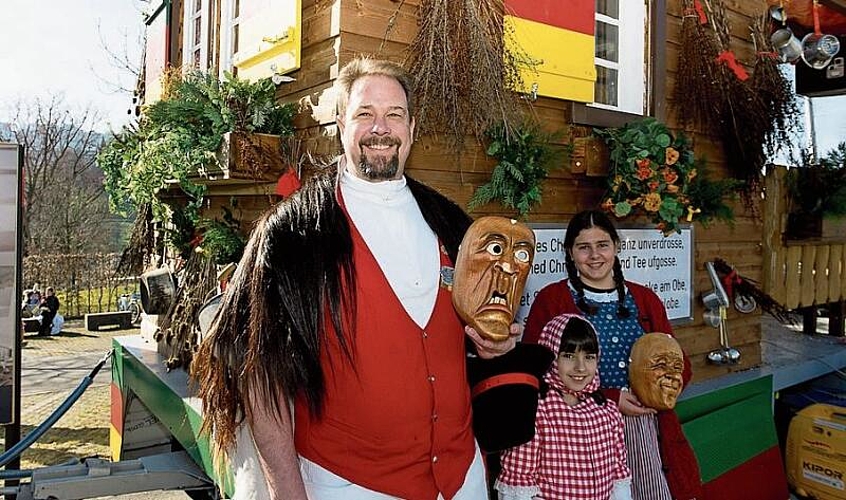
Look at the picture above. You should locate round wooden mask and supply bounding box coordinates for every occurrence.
[452,217,535,341]
[629,332,684,410]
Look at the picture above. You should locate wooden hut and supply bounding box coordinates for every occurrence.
[142,0,781,383]
[118,0,846,497]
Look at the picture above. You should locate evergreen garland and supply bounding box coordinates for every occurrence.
[469,122,561,217]
[99,70,296,228]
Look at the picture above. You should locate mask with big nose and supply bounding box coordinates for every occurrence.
[629,332,685,410]
[452,217,535,341]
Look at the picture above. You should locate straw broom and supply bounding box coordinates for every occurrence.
[406,0,528,149]
[749,14,802,164]
[705,0,771,201]
[673,0,725,133]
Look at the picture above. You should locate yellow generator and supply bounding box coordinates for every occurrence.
[786,404,846,500]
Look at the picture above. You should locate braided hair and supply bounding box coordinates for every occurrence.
[563,210,631,318]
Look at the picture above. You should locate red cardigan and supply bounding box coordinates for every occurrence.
[523,279,703,500]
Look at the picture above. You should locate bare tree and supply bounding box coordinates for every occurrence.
[5,95,118,256]
[93,17,145,97]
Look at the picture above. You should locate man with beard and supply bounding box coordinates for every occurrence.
[193,57,519,500]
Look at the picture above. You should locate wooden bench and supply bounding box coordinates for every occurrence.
[22,317,41,333]
[85,311,133,332]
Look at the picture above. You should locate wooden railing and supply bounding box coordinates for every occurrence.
[763,166,846,334]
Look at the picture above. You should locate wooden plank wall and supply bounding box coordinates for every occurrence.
[249,0,772,382]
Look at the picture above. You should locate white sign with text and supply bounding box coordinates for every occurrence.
[515,225,694,325]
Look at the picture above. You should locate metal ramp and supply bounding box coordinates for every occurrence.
[6,451,214,499]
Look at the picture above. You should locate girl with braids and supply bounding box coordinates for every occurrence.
[522,210,702,500]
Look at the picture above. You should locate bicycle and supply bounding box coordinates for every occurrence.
[117,292,142,325]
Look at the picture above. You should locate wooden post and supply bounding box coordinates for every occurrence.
[803,306,818,335]
[762,167,786,305]
[800,245,817,308]
[785,246,803,309]
[815,245,830,304]
[829,300,845,337]
[831,244,844,303]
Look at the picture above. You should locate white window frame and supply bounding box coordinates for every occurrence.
[219,0,241,76]
[183,0,211,71]
[592,0,647,115]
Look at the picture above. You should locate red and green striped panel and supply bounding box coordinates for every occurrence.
[702,447,787,500]
[109,382,124,461]
[111,337,234,497]
[676,375,788,499]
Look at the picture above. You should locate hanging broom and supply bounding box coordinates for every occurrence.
[704,0,771,206]
[406,0,529,149]
[673,0,725,134]
[749,13,802,165]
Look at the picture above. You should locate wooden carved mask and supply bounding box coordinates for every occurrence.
[629,332,685,410]
[452,217,535,341]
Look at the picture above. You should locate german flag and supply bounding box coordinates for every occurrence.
[505,0,596,102]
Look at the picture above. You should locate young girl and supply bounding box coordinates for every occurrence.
[496,314,632,500]
[523,210,702,500]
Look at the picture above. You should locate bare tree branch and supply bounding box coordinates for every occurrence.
[6,96,121,256]
[92,12,145,97]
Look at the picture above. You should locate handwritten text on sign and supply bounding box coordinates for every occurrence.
[514,225,694,324]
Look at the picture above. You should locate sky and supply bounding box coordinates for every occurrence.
[810,94,846,157]
[0,0,147,133]
[0,2,844,158]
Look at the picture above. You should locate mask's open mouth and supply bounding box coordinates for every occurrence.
[488,291,507,306]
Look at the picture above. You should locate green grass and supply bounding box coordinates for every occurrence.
[56,284,139,319]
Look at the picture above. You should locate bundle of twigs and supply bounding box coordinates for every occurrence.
[704,0,771,206]
[406,0,528,149]
[749,14,802,165]
[713,258,796,325]
[673,0,724,133]
[115,203,155,278]
[156,250,217,370]
[674,0,787,210]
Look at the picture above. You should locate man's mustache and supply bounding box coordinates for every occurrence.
[360,136,401,148]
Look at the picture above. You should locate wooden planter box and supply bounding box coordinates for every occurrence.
[193,132,289,183]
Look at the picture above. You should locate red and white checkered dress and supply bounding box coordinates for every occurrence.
[496,314,631,500]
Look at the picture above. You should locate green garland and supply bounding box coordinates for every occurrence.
[469,122,562,217]
[98,71,295,240]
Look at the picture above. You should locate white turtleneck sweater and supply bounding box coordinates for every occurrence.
[339,168,440,328]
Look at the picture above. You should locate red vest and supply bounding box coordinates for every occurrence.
[294,219,475,500]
